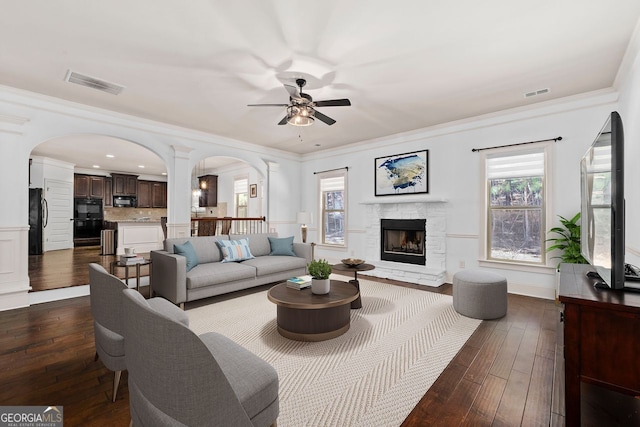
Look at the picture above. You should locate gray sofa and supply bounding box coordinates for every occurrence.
[151,233,312,308]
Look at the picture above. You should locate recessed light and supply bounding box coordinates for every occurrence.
[138,165,145,168]
[106,154,114,158]
[93,165,100,168]
[161,172,167,176]
[315,144,321,147]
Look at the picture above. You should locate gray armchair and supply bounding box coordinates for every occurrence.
[88,263,189,402]
[121,289,279,427]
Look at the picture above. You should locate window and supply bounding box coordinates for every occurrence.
[318,170,347,246]
[234,178,248,233]
[485,147,547,264]
[234,178,248,217]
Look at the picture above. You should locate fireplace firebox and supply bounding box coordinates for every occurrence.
[380,219,426,265]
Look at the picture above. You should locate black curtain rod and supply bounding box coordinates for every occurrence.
[472,136,562,152]
[313,166,349,175]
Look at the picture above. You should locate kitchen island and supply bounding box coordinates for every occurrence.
[111,220,164,255]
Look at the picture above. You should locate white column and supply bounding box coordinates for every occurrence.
[167,145,193,238]
[0,116,32,310]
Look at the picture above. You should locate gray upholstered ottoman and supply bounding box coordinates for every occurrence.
[453,269,507,319]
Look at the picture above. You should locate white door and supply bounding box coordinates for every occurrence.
[44,179,73,251]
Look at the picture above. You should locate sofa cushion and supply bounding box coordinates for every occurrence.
[268,236,296,257]
[186,262,256,289]
[241,255,307,276]
[216,238,255,263]
[165,236,227,264]
[230,233,276,257]
[173,241,199,272]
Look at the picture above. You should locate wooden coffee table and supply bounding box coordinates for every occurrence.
[267,280,359,342]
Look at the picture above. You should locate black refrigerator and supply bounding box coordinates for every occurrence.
[29,188,47,255]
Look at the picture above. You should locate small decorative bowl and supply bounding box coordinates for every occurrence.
[341,258,365,267]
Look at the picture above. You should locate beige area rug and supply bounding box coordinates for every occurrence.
[187,278,482,427]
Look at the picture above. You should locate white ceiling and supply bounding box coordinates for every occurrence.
[6,0,640,173]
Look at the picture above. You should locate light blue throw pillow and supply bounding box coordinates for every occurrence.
[268,236,296,256]
[216,238,255,263]
[174,240,199,272]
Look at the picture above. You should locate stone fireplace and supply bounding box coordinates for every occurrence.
[363,198,447,287]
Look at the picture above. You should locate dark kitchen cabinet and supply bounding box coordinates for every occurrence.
[112,173,138,197]
[104,177,112,207]
[152,182,167,208]
[198,174,218,207]
[74,174,90,197]
[74,174,104,198]
[137,180,152,208]
[137,180,167,208]
[90,176,104,198]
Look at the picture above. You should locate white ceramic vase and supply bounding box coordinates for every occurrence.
[311,278,330,295]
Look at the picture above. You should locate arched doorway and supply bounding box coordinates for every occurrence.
[29,134,167,292]
[190,155,266,235]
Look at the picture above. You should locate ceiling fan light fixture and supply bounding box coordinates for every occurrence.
[250,78,348,126]
[287,106,314,126]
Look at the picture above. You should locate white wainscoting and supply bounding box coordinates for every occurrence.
[0,227,30,311]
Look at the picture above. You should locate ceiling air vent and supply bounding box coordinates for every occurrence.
[524,88,550,98]
[64,70,125,95]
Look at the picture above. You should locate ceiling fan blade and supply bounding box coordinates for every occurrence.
[248,103,289,107]
[284,84,300,100]
[314,99,351,107]
[277,115,289,125]
[313,110,336,126]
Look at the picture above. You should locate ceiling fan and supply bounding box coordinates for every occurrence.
[248,78,351,126]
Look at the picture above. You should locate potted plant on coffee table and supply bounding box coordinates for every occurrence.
[308,259,332,295]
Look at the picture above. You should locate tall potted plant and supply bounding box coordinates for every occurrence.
[546,212,587,267]
[308,259,332,295]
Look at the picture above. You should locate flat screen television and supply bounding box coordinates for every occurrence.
[580,111,625,289]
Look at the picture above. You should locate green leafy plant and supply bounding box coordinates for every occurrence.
[307,259,332,280]
[546,212,587,266]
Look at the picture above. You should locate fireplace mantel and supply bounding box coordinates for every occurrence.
[360,197,447,205]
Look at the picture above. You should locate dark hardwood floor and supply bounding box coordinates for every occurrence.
[28,246,149,292]
[16,247,568,426]
[401,287,564,427]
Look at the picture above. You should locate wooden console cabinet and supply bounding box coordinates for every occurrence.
[559,263,640,426]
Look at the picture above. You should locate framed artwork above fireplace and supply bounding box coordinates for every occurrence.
[374,149,429,196]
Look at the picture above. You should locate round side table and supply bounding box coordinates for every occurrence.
[331,263,375,309]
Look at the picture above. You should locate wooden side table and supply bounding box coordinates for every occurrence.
[110,259,152,296]
[331,263,375,309]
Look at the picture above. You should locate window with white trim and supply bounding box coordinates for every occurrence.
[485,147,547,264]
[318,170,347,246]
[234,178,248,233]
[234,178,248,218]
